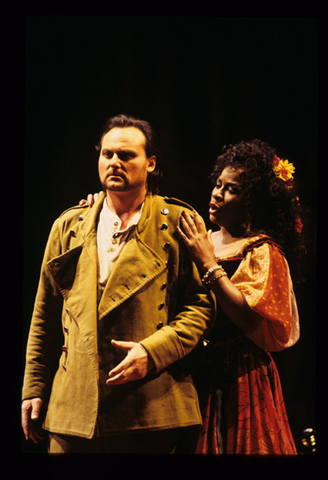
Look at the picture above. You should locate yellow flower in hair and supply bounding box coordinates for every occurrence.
[273,156,295,182]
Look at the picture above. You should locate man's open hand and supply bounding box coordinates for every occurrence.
[106,340,149,385]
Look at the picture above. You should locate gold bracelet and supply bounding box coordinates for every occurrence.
[209,270,228,285]
[202,265,221,284]
[202,264,226,285]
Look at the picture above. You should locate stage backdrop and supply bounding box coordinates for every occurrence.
[23,16,318,453]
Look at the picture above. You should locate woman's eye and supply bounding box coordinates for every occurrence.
[228,184,242,194]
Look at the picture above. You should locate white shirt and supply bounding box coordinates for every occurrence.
[97,199,143,299]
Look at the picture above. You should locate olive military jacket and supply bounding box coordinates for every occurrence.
[22,192,215,439]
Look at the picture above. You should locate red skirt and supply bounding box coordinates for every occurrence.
[194,341,297,455]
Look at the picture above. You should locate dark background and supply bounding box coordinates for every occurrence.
[22,16,318,455]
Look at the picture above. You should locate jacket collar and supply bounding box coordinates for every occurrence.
[48,191,166,320]
[80,191,154,238]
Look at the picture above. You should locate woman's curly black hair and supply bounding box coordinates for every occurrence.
[210,139,309,283]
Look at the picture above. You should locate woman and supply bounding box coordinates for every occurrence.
[176,139,306,455]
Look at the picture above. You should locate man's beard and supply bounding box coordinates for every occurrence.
[101,175,129,192]
[101,177,146,193]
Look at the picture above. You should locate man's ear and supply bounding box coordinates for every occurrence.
[147,156,156,173]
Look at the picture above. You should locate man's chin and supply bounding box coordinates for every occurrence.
[104,180,128,191]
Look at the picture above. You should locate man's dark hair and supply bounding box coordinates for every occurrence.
[96,114,162,194]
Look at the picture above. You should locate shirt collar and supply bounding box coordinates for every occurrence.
[102,198,144,233]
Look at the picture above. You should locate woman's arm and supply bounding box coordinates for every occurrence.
[177,210,262,334]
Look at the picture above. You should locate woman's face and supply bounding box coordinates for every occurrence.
[209,167,247,228]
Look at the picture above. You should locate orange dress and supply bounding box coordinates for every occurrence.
[193,235,299,455]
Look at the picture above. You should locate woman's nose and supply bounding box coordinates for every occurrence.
[213,186,224,200]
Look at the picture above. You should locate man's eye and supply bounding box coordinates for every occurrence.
[118,153,131,161]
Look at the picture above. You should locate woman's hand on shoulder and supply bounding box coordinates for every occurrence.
[176,209,217,272]
[79,191,103,208]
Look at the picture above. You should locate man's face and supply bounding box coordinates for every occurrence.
[98,127,156,194]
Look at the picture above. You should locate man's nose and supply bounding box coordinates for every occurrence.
[108,153,121,167]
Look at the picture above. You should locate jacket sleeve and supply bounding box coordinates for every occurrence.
[140,220,216,373]
[22,220,64,401]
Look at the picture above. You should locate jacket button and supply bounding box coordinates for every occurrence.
[156,322,164,329]
[78,215,83,221]
[64,327,69,333]
[160,223,168,230]
[161,283,167,290]
[70,229,76,237]
[158,303,165,310]
[163,242,171,251]
[161,208,169,215]
[61,346,68,353]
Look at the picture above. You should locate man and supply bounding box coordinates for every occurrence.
[21,114,215,453]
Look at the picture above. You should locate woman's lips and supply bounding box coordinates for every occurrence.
[209,202,221,214]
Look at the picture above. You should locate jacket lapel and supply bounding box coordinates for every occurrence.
[98,230,166,320]
[47,193,166,323]
[47,195,104,331]
[97,194,166,320]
